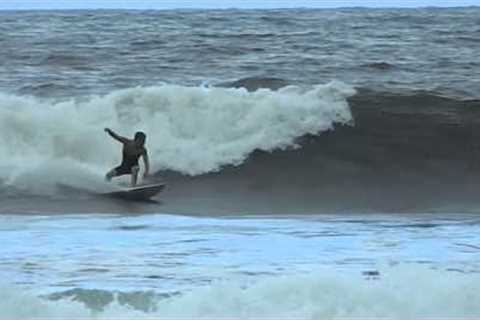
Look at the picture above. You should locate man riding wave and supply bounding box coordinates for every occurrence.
[104,128,150,187]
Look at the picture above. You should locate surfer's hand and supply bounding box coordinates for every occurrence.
[104,128,110,133]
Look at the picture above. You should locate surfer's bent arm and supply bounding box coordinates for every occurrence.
[143,150,150,177]
[105,128,128,144]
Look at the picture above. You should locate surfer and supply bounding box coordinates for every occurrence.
[104,128,150,187]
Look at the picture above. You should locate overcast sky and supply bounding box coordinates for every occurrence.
[1,0,479,10]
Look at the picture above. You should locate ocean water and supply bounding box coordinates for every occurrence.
[1,7,480,318]
[1,213,480,318]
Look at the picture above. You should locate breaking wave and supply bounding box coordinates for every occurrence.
[0,81,354,195]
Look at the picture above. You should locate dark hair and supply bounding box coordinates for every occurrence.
[134,131,146,142]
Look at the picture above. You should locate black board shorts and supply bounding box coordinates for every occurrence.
[113,164,139,176]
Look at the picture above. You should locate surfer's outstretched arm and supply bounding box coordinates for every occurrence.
[142,150,150,178]
[105,128,128,144]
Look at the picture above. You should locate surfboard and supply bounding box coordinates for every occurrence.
[104,183,166,201]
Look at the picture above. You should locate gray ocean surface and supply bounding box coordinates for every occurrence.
[1,8,479,98]
[1,8,480,319]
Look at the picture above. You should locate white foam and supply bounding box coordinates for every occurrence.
[0,266,478,319]
[0,82,354,193]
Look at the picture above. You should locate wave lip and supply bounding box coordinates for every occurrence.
[218,76,291,91]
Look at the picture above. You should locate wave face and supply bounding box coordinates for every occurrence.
[2,81,480,213]
[0,82,354,196]
[154,88,480,214]
[1,267,479,318]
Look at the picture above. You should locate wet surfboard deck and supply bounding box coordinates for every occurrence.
[104,183,166,201]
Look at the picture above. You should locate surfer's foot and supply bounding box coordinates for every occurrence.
[105,169,116,182]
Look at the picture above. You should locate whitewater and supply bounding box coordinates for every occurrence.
[1,7,480,320]
[1,213,480,319]
[0,82,353,196]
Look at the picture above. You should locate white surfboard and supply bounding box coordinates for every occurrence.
[104,183,166,201]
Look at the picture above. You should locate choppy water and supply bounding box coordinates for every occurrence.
[1,8,479,98]
[1,8,480,213]
[1,213,480,318]
[1,7,480,318]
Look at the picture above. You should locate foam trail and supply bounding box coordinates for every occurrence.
[0,82,354,195]
[0,266,478,319]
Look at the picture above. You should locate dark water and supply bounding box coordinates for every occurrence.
[1,8,480,214]
[1,8,479,97]
[2,9,480,319]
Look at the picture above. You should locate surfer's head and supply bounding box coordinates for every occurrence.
[134,131,146,146]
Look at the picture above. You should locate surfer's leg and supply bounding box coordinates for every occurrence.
[130,166,140,187]
[106,164,130,182]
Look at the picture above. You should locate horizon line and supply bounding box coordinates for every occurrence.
[1,5,479,11]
